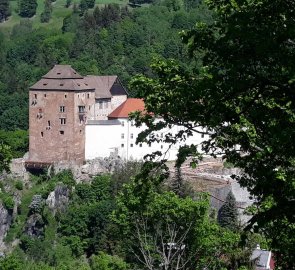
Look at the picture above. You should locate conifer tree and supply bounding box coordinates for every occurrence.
[218,191,239,231]
[40,0,52,23]
[0,0,10,22]
[19,0,38,18]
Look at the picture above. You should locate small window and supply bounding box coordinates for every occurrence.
[60,106,65,113]
[99,102,103,109]
[39,108,43,113]
[89,106,91,110]
[65,94,67,98]
[78,94,80,98]
[44,94,47,97]
[161,133,163,138]
[48,120,51,127]
[34,94,37,99]
[60,118,66,125]
[80,129,82,134]
[60,130,64,135]
[130,144,133,147]
[130,133,134,139]
[121,133,124,139]
[105,102,108,109]
[87,93,90,98]
[78,106,85,113]
[131,120,134,126]
[121,121,124,127]
[41,132,44,137]
[121,144,124,148]
[201,134,204,138]
[57,72,61,75]
[161,145,163,149]
[139,143,142,147]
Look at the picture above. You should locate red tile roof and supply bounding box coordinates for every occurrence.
[108,98,145,119]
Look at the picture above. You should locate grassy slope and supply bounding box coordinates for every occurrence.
[0,0,128,33]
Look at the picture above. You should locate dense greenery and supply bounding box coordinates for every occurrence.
[0,162,259,270]
[19,0,38,18]
[130,0,295,267]
[0,0,10,22]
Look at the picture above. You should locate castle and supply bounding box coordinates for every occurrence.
[26,65,205,167]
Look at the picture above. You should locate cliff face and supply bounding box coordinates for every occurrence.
[0,203,12,252]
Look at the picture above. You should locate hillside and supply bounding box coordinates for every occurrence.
[0,0,128,32]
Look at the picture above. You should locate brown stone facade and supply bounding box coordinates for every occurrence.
[28,65,128,166]
[29,89,95,165]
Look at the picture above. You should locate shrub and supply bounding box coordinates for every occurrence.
[15,180,23,190]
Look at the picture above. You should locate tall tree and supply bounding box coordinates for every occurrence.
[19,0,38,18]
[130,0,295,267]
[218,191,239,231]
[0,0,10,22]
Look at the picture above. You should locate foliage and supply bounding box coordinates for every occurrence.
[15,180,24,191]
[0,143,12,173]
[19,0,38,18]
[90,252,129,270]
[129,0,295,267]
[0,255,22,270]
[40,0,52,23]
[218,191,239,231]
[0,0,10,22]
[0,130,28,158]
[0,192,14,210]
[113,164,250,269]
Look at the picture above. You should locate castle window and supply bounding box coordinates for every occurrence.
[161,145,163,149]
[60,106,65,113]
[130,133,133,139]
[41,132,43,137]
[65,94,67,98]
[121,133,124,139]
[78,106,85,113]
[60,130,64,135]
[87,93,90,98]
[131,120,134,126]
[121,144,124,148]
[44,94,47,97]
[34,94,37,99]
[89,106,90,110]
[201,134,205,138]
[130,144,133,147]
[60,118,66,125]
[48,120,51,127]
[139,143,142,147]
[99,102,103,109]
[121,121,124,127]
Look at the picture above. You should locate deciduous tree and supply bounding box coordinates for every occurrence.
[130,0,295,267]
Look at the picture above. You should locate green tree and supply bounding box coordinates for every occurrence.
[130,0,295,267]
[40,0,52,23]
[113,163,249,269]
[19,0,38,18]
[0,143,12,172]
[218,191,239,231]
[0,0,10,22]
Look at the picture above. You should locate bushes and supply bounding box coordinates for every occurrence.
[0,193,14,211]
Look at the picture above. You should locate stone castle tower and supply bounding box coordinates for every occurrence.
[26,65,128,167]
[27,65,95,166]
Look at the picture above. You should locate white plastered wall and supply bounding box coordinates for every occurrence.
[85,118,208,161]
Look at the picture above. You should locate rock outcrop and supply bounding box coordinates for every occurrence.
[46,184,70,215]
[0,203,12,251]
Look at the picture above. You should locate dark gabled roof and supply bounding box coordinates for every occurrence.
[108,98,145,119]
[30,65,94,91]
[85,75,128,99]
[42,65,83,79]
